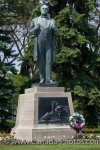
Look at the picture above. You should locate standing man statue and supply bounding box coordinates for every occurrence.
[29,3,58,84]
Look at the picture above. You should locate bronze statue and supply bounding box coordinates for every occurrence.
[29,4,58,84]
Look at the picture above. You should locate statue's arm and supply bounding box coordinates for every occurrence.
[51,19,58,33]
[29,19,39,36]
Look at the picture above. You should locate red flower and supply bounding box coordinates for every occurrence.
[13,131,16,135]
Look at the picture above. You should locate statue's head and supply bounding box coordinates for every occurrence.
[41,5,49,16]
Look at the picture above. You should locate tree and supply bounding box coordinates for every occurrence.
[51,0,100,127]
[3,0,39,75]
[0,1,17,127]
[4,0,99,127]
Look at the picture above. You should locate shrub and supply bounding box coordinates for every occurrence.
[83,128,100,134]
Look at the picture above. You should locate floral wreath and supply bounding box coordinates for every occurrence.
[69,112,85,133]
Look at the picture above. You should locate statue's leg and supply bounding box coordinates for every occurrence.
[39,53,45,83]
[38,46,46,83]
[45,48,52,83]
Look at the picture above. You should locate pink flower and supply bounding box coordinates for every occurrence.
[13,131,16,135]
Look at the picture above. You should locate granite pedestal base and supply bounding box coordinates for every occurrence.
[12,87,74,141]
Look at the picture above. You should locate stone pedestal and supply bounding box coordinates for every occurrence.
[12,87,74,141]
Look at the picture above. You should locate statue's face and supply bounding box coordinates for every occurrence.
[41,5,49,15]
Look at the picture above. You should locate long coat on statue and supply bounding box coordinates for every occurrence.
[29,15,57,62]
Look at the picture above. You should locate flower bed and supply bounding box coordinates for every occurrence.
[0,133,100,145]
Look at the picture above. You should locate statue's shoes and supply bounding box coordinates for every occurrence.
[45,80,55,84]
[39,78,45,84]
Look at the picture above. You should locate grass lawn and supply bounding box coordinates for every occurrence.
[0,144,100,150]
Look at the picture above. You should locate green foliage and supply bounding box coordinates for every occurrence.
[0,1,17,125]
[20,37,34,78]
[31,6,40,18]
[13,75,29,88]
[83,128,100,134]
[52,0,100,127]
[4,0,39,22]
[56,47,80,63]
[8,0,99,128]
[0,119,15,132]
[74,85,85,97]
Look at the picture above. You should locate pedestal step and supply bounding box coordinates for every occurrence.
[25,87,64,94]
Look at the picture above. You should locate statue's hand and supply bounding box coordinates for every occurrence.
[30,35,35,38]
[30,24,40,36]
[34,24,40,30]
